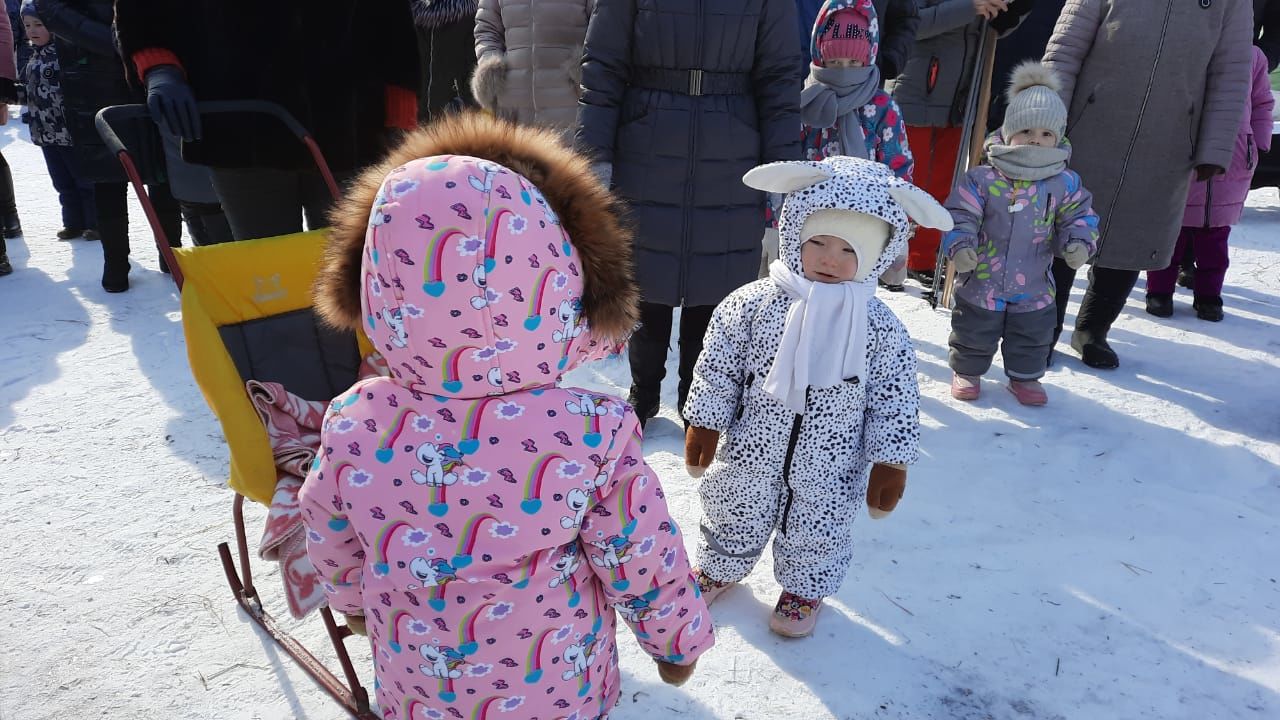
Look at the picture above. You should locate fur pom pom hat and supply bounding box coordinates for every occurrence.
[1001,61,1068,143]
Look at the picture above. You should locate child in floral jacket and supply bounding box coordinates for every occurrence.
[302,114,713,720]
[942,62,1098,406]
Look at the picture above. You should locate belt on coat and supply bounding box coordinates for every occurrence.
[631,68,752,96]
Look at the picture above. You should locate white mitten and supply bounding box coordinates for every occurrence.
[951,247,979,274]
[1062,242,1090,270]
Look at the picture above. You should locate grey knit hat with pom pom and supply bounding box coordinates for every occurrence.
[1001,61,1068,143]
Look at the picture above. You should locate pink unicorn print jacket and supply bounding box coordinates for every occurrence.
[301,115,714,720]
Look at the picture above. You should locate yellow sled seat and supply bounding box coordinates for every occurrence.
[174,230,372,505]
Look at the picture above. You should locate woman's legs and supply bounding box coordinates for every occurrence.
[628,302,674,425]
[1071,265,1139,369]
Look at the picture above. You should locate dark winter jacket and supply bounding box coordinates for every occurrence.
[412,0,479,118]
[795,0,919,79]
[1257,0,1280,72]
[22,43,71,146]
[575,0,803,308]
[32,0,154,183]
[888,0,1032,128]
[114,0,419,174]
[986,0,1066,132]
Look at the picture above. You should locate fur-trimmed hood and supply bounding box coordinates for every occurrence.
[412,0,479,28]
[315,112,637,399]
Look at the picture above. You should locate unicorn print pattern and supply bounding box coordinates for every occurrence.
[300,155,713,720]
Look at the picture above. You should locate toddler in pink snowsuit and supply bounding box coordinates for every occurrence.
[301,115,714,720]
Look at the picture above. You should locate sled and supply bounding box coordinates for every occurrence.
[95,101,378,719]
[929,24,999,310]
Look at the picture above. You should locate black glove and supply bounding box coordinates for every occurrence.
[144,65,201,142]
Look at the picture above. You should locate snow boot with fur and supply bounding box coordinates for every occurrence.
[769,592,822,638]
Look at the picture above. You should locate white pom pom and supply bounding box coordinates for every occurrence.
[1006,61,1063,103]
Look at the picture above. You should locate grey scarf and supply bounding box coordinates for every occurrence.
[986,144,1070,181]
[800,64,881,158]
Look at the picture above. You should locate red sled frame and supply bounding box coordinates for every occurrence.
[95,101,376,719]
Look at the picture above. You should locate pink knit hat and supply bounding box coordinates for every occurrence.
[816,8,872,66]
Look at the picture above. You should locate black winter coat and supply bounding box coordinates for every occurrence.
[114,0,419,174]
[33,0,157,183]
[575,0,803,308]
[1257,0,1280,72]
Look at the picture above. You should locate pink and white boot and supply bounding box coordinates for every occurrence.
[1007,379,1048,406]
[951,373,980,401]
[694,568,736,607]
[769,592,823,638]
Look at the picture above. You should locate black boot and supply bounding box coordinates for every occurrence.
[1071,289,1128,369]
[0,237,11,276]
[99,215,132,293]
[1,214,20,240]
[1144,293,1174,318]
[1193,296,1224,322]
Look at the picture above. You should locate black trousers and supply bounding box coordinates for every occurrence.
[415,20,477,121]
[95,181,181,268]
[1051,257,1140,343]
[628,302,716,416]
[0,149,16,223]
[210,167,339,241]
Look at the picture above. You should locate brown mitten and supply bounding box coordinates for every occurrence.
[866,464,907,519]
[657,659,697,686]
[684,426,720,478]
[344,613,367,636]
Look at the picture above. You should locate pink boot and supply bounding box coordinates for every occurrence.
[768,592,823,638]
[1007,379,1048,406]
[693,569,736,607]
[951,373,980,401]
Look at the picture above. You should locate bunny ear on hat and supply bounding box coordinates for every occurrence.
[887,181,954,231]
[743,161,833,194]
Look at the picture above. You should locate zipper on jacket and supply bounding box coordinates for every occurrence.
[1044,192,1053,222]
[779,389,807,536]
[1203,176,1214,228]
[677,0,705,305]
[736,372,755,421]
[1098,0,1175,252]
[1246,135,1256,171]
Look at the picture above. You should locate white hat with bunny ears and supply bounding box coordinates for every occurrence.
[744,156,952,285]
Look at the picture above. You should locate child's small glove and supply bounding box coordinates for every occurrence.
[866,463,906,519]
[684,426,720,478]
[1062,242,1090,270]
[951,247,979,274]
[344,613,367,636]
[657,659,697,686]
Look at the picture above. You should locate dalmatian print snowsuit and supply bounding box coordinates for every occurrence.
[684,157,928,599]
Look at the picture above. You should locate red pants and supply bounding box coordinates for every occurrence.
[905,125,964,271]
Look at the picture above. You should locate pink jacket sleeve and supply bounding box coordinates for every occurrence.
[1250,47,1275,154]
[0,9,16,92]
[299,411,366,615]
[578,422,714,666]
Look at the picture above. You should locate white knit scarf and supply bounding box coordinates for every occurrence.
[763,260,875,413]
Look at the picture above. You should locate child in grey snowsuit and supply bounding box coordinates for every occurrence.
[682,156,953,638]
[942,62,1098,406]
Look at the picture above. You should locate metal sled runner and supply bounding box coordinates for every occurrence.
[96,101,376,719]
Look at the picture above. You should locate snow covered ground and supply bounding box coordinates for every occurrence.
[1,115,1278,720]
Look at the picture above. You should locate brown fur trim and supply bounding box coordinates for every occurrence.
[315,112,639,345]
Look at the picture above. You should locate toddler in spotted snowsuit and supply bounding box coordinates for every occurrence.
[300,115,713,720]
[942,62,1099,406]
[682,156,953,638]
